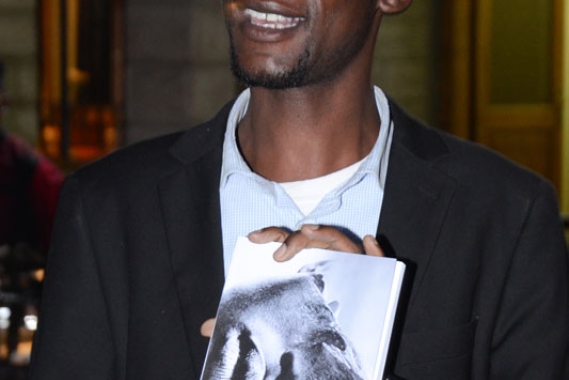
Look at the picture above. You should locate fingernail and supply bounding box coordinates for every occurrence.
[273,244,287,260]
[248,228,263,237]
[365,234,379,245]
[302,224,319,231]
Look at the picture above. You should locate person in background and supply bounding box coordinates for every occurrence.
[0,62,64,363]
[0,62,64,258]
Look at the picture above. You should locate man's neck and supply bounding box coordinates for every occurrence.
[237,81,380,182]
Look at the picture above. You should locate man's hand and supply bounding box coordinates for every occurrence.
[248,224,384,261]
[201,318,215,338]
[200,225,384,338]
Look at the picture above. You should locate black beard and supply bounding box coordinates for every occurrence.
[229,43,311,90]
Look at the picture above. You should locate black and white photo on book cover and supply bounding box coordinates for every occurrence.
[201,237,406,380]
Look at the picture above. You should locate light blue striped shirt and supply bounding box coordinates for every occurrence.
[220,87,393,273]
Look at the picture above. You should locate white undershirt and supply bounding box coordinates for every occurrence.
[279,158,366,216]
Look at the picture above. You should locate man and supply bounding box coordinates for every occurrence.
[29,0,568,379]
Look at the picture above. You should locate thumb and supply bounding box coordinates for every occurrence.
[363,235,384,257]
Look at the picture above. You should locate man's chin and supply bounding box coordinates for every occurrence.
[236,76,304,90]
[230,46,310,90]
[231,66,307,90]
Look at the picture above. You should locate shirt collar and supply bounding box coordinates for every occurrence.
[220,88,252,188]
[220,86,392,189]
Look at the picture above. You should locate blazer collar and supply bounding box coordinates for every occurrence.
[158,101,234,376]
[168,100,235,165]
[379,100,457,309]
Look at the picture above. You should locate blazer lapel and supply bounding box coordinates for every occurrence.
[158,102,233,376]
[378,101,457,310]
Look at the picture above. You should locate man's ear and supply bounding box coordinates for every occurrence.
[377,0,413,15]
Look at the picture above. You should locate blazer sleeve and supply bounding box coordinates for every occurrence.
[489,180,568,379]
[28,177,116,380]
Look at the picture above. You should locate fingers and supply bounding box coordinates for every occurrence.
[363,234,384,257]
[248,227,290,244]
[200,318,216,338]
[248,225,385,262]
[274,225,362,262]
[299,224,362,253]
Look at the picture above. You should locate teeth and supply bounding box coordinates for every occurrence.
[245,9,303,29]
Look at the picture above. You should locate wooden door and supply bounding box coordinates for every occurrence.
[441,0,563,189]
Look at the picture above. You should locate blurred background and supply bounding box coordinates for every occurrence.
[0,0,568,378]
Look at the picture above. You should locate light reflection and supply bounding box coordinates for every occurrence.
[24,315,38,331]
[0,307,10,329]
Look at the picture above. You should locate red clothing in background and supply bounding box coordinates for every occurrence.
[0,130,64,256]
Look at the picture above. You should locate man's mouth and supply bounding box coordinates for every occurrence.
[244,9,304,30]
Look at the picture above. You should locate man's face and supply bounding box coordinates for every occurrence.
[223,0,378,89]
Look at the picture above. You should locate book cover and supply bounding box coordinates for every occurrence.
[201,237,406,380]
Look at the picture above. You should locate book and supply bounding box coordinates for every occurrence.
[201,237,406,380]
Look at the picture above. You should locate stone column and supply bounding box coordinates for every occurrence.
[124,0,235,145]
[373,0,441,126]
[0,0,38,144]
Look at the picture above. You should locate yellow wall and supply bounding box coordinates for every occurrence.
[563,2,569,212]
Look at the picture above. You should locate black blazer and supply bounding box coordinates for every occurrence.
[29,100,568,380]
